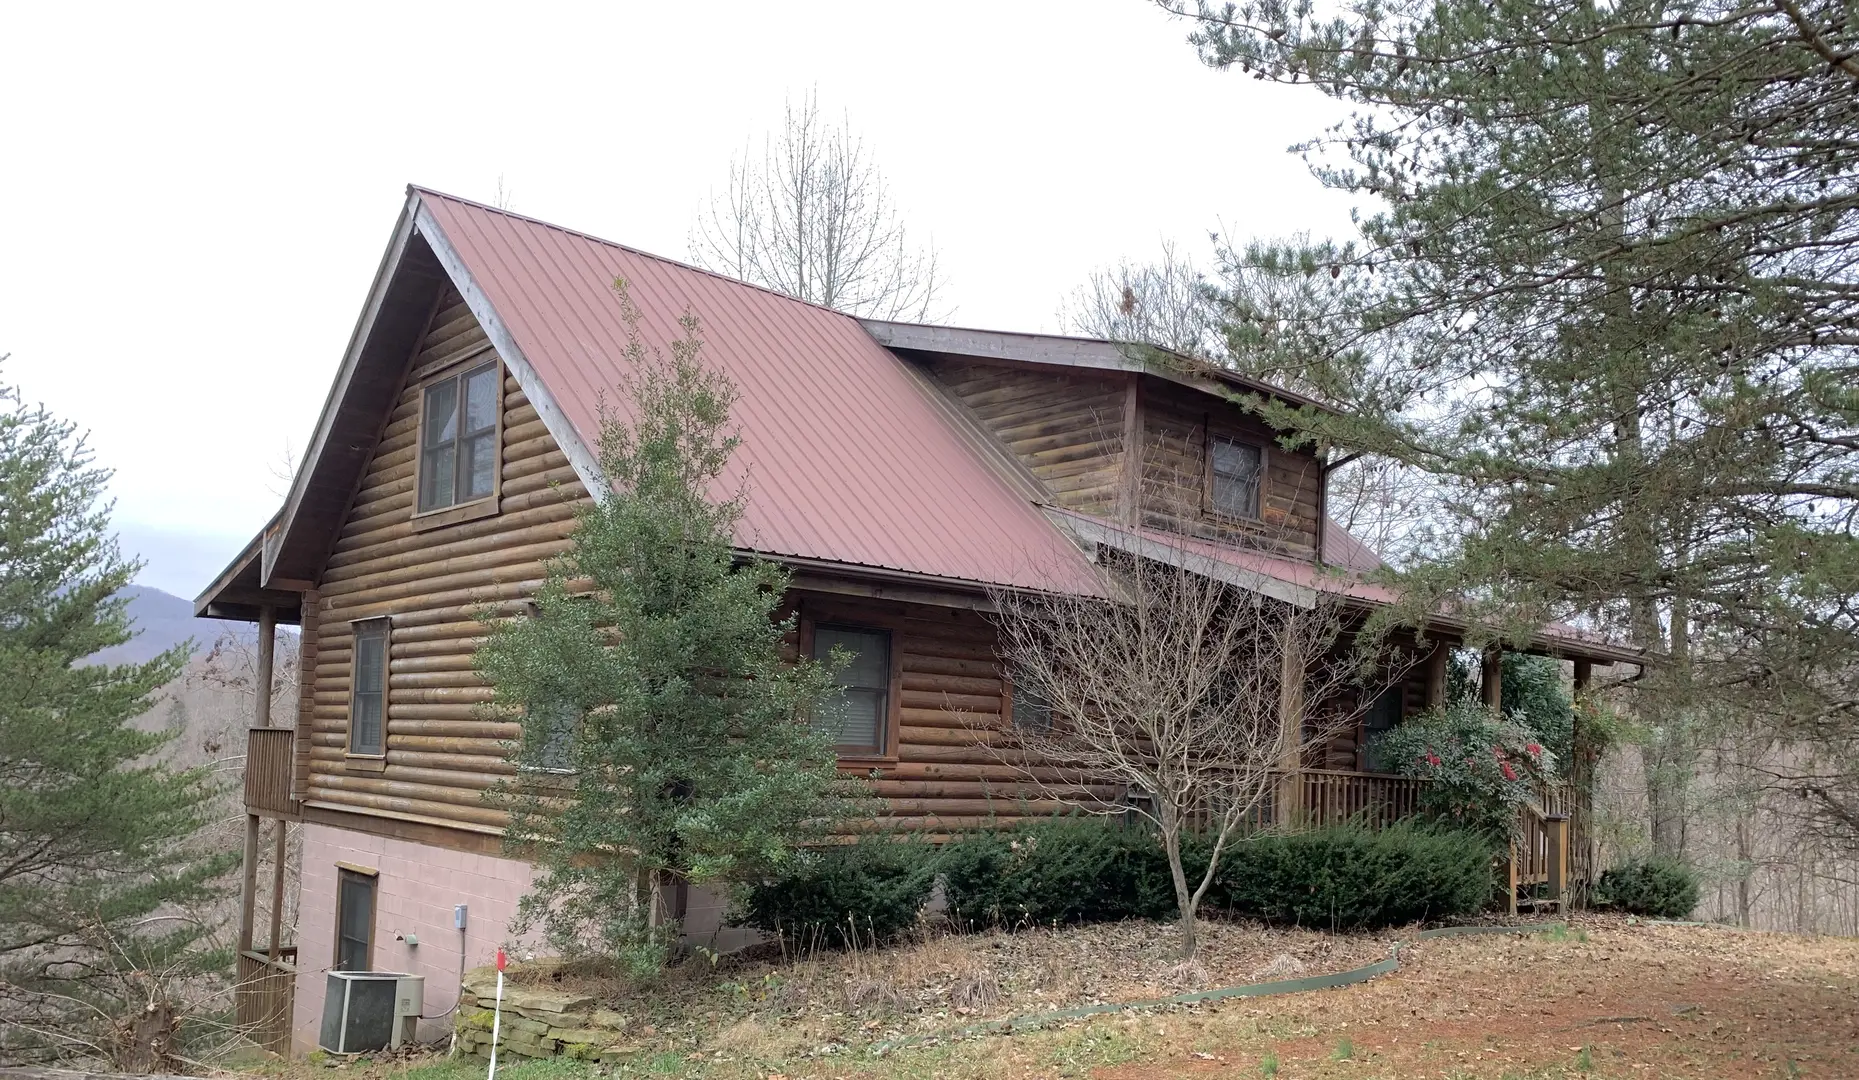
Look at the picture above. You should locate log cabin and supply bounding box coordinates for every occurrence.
[197,187,1639,1053]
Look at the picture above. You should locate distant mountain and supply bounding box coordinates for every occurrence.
[89,585,233,666]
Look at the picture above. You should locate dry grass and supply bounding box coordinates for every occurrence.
[263,916,1859,1080]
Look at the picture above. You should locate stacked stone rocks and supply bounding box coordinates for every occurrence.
[454,966,636,1063]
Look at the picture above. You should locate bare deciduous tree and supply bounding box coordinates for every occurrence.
[987,526,1390,958]
[691,90,945,320]
[1058,240,1218,358]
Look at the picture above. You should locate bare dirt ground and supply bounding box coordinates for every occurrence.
[1090,917,1859,1079]
[258,916,1858,1080]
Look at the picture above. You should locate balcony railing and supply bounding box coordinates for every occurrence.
[244,727,297,817]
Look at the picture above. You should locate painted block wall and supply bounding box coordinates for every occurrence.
[291,823,535,1054]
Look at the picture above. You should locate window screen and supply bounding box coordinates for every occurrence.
[348,619,387,756]
[1010,668,1053,733]
[525,700,580,772]
[812,625,891,753]
[418,361,499,513]
[1209,436,1262,519]
[335,870,375,972]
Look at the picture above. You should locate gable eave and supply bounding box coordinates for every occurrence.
[859,319,1340,420]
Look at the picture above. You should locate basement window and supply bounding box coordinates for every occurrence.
[347,618,388,757]
[417,361,500,514]
[1208,435,1263,520]
[812,625,891,756]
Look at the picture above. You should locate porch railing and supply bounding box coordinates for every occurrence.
[244,727,297,817]
[235,946,297,1054]
[1278,769,1428,827]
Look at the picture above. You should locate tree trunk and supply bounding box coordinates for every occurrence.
[1159,814,1199,959]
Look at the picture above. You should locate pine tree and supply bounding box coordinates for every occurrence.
[1170,0,1859,855]
[0,367,228,1064]
[475,286,844,971]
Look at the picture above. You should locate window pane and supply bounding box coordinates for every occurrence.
[816,687,882,749]
[813,627,887,689]
[459,432,496,501]
[351,693,382,754]
[336,875,373,971]
[423,378,459,446]
[462,365,498,435]
[354,628,385,694]
[420,444,456,511]
[1012,670,1053,733]
[1210,438,1261,519]
[1211,438,1260,479]
[529,701,579,771]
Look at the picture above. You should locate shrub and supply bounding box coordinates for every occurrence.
[1216,822,1495,929]
[740,835,938,946]
[1595,858,1700,918]
[1370,700,1556,841]
[938,815,1200,929]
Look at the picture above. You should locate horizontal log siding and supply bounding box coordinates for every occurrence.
[307,291,588,833]
[800,593,1121,831]
[1138,381,1323,561]
[925,358,1125,516]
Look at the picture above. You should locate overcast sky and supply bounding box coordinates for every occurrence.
[0,2,1354,599]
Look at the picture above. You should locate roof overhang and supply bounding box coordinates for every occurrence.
[260,193,451,587]
[194,517,303,624]
[860,319,1340,419]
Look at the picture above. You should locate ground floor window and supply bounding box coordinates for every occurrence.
[334,868,376,972]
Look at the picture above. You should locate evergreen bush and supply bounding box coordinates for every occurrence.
[1216,822,1496,929]
[740,835,938,946]
[937,815,1199,928]
[1595,859,1700,919]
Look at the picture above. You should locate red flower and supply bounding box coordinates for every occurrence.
[1426,753,1442,766]
[1526,743,1543,757]
[1500,761,1518,781]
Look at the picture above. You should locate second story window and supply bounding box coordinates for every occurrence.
[812,625,891,755]
[1208,435,1263,520]
[418,361,499,514]
[348,617,388,756]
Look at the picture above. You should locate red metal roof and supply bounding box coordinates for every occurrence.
[416,189,1105,596]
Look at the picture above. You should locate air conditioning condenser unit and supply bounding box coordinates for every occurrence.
[319,971,424,1053]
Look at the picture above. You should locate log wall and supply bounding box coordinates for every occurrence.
[924,358,1127,516]
[304,288,589,836]
[1138,381,1324,561]
[796,593,1124,831]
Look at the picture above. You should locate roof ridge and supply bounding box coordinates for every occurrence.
[406,184,866,323]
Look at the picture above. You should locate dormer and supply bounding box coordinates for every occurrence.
[865,322,1335,565]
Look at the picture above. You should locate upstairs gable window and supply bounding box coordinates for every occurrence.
[1208,435,1263,520]
[418,361,500,514]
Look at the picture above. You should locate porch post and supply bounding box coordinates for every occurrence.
[1481,648,1503,711]
[1424,641,1450,708]
[254,605,276,729]
[1276,624,1306,825]
[267,822,287,959]
[237,605,278,957]
[237,815,259,954]
[1572,657,1592,697]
